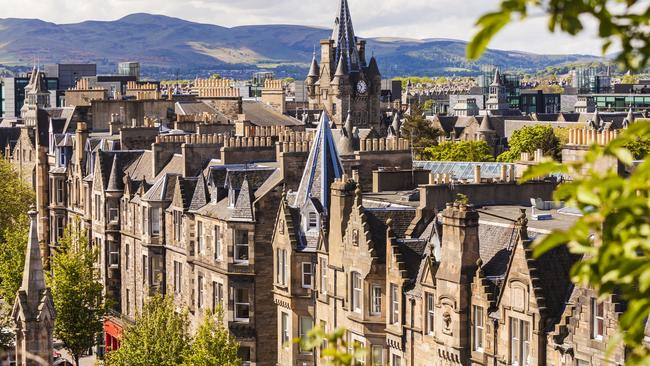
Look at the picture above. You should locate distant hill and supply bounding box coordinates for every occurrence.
[0,13,603,79]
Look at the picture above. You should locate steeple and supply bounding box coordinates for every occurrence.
[12,209,56,366]
[293,112,345,212]
[20,210,47,307]
[331,0,361,73]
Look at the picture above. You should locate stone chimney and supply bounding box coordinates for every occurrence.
[328,176,357,239]
[75,122,88,168]
[434,202,480,364]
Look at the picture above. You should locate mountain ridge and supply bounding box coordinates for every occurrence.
[0,13,604,79]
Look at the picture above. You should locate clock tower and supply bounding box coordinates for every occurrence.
[306,0,382,131]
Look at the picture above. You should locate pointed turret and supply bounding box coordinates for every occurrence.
[293,112,345,211]
[331,0,361,73]
[334,53,347,78]
[337,110,355,155]
[308,52,320,78]
[13,209,56,366]
[478,115,494,132]
[367,56,380,77]
[106,155,121,192]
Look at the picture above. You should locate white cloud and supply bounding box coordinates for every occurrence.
[0,0,611,55]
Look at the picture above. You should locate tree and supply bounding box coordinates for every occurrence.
[622,74,639,84]
[0,215,29,306]
[421,140,495,162]
[497,125,560,162]
[181,309,240,366]
[0,159,35,350]
[0,159,34,242]
[401,104,443,158]
[467,0,650,71]
[105,294,189,366]
[50,224,107,366]
[209,73,222,80]
[298,326,365,366]
[522,121,650,364]
[422,99,434,111]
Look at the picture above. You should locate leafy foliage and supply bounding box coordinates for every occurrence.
[181,309,240,366]
[421,140,495,162]
[0,159,34,243]
[106,295,240,366]
[50,223,107,365]
[297,326,365,366]
[467,0,650,71]
[401,103,443,158]
[0,214,29,305]
[105,294,190,366]
[0,159,35,350]
[497,125,561,162]
[520,121,650,364]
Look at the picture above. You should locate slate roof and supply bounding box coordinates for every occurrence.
[97,150,146,191]
[364,207,417,264]
[396,238,428,284]
[293,112,344,211]
[0,127,21,154]
[232,178,254,221]
[525,242,580,322]
[189,174,209,211]
[142,174,179,202]
[177,177,199,210]
[241,100,302,127]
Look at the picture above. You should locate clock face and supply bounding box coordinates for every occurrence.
[356,80,368,94]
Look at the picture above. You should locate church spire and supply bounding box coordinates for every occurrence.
[19,209,47,307]
[331,0,361,73]
[293,112,345,212]
[12,208,56,366]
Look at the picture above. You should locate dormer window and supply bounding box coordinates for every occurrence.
[307,212,318,231]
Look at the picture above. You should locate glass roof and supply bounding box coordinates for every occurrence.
[413,161,515,180]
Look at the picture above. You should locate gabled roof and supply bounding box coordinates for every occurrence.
[189,174,209,211]
[232,178,254,221]
[293,112,344,212]
[143,174,179,202]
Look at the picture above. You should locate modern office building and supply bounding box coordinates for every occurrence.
[519,89,561,114]
[44,64,97,90]
[1,75,58,118]
[117,62,140,80]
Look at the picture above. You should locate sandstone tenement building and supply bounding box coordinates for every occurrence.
[3,1,649,365]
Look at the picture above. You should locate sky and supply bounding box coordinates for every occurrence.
[0,0,609,56]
